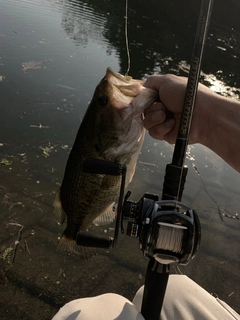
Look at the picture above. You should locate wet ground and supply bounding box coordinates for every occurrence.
[0,0,240,318]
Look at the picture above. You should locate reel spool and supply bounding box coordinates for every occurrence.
[156,222,187,254]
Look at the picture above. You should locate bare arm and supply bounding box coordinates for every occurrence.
[143,74,240,173]
[202,92,240,172]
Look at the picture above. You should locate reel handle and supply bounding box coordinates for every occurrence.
[83,157,126,176]
[76,231,114,249]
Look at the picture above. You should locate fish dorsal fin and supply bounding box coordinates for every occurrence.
[53,188,67,225]
[93,202,116,226]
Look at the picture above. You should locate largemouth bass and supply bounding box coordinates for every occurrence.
[53,68,158,259]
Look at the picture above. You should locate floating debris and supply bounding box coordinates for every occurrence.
[24,240,31,255]
[1,247,14,261]
[0,159,12,166]
[39,143,57,158]
[26,99,39,105]
[30,123,50,129]
[22,60,50,72]
[9,201,23,211]
[56,84,74,90]
[139,161,156,167]
[5,223,24,263]
[228,292,235,297]
[18,153,28,164]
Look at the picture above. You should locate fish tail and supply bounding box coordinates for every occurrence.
[53,188,67,225]
[57,233,97,260]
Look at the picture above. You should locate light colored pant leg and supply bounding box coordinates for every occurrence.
[52,293,145,320]
[133,274,240,320]
[52,275,239,320]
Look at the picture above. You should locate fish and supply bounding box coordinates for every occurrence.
[53,67,158,259]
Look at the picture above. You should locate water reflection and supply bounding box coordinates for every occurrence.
[179,61,240,99]
[51,0,240,93]
[59,0,113,47]
[203,73,240,98]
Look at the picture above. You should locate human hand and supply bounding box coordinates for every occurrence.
[143,74,212,145]
[144,73,240,173]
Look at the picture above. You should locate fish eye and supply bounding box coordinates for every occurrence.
[98,95,108,106]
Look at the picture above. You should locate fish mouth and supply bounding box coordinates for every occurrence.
[105,67,141,86]
[105,67,158,116]
[105,68,144,110]
[98,68,158,158]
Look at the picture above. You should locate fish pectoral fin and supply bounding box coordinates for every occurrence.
[52,188,67,225]
[93,203,116,226]
[57,234,97,260]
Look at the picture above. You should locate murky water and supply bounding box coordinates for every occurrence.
[0,0,239,318]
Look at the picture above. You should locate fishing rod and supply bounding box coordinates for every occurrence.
[162,0,214,203]
[77,0,214,319]
[140,1,214,318]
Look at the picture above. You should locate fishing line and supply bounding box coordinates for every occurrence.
[156,223,187,253]
[192,164,223,221]
[124,0,131,76]
[192,164,240,221]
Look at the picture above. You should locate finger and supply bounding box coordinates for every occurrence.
[147,118,175,141]
[144,101,166,117]
[144,109,166,130]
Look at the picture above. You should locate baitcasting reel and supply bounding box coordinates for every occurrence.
[122,192,201,265]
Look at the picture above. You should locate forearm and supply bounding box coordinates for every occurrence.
[196,91,240,173]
